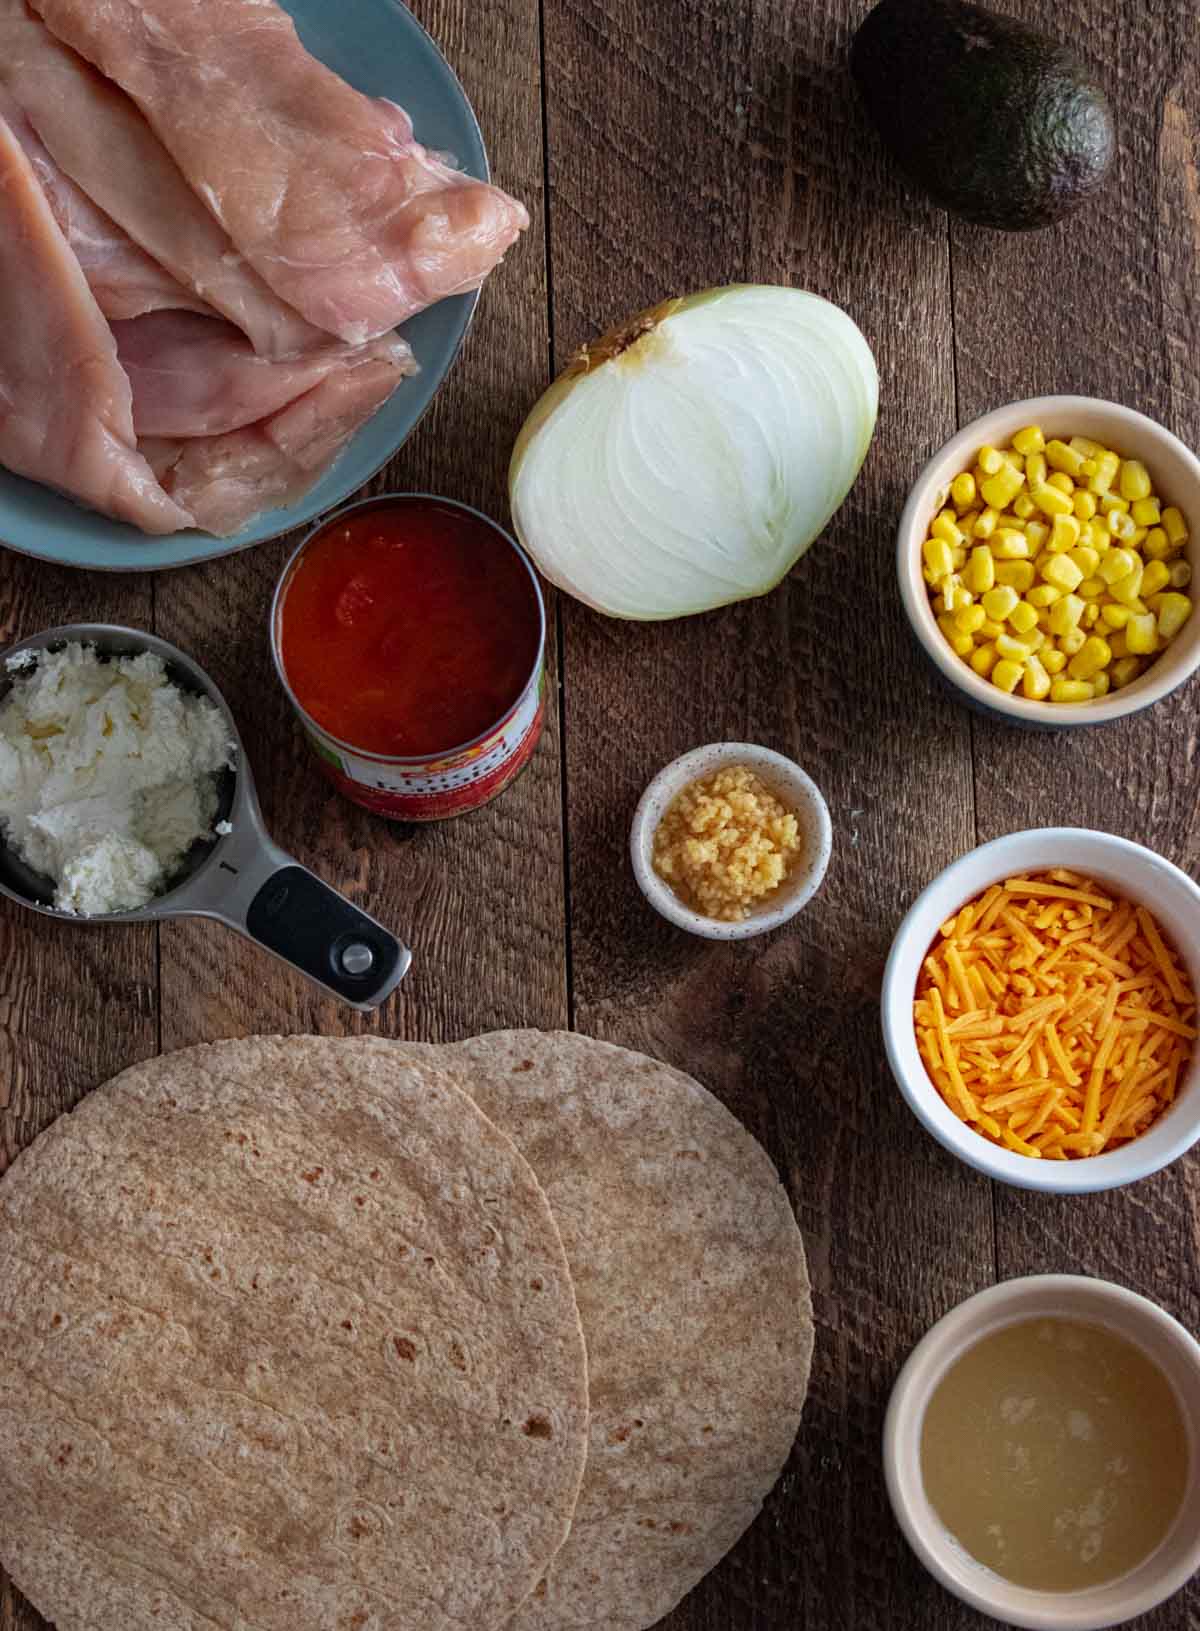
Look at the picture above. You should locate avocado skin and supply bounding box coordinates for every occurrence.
[851,0,1115,230]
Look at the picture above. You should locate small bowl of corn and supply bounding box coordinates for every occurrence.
[898,396,1200,725]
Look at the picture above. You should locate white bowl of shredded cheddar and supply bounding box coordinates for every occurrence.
[630,743,832,940]
[882,828,1200,1193]
[898,396,1200,727]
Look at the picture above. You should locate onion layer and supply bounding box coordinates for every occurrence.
[509,285,878,620]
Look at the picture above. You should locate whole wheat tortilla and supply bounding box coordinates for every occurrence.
[374,1031,813,1631]
[0,1036,589,1631]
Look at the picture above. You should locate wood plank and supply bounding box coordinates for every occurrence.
[153,0,564,1053]
[0,560,155,1631]
[547,0,989,1624]
[951,4,1200,1626]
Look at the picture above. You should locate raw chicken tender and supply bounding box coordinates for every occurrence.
[0,86,207,322]
[144,338,413,535]
[0,0,327,357]
[0,115,193,534]
[31,0,530,343]
[114,311,414,438]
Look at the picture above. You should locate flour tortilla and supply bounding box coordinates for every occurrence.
[374,1031,813,1631]
[0,1037,589,1631]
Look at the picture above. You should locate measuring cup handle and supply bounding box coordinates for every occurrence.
[243,863,412,1008]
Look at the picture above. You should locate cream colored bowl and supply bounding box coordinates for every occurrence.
[885,1275,1200,1629]
[898,396,1200,726]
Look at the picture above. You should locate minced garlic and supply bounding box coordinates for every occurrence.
[652,765,801,922]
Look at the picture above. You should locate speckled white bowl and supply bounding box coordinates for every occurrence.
[629,743,832,941]
[898,396,1200,727]
[884,1275,1200,1629]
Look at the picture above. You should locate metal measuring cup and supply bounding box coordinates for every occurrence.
[0,624,411,1010]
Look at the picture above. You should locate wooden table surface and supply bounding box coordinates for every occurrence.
[3,1,1200,1627]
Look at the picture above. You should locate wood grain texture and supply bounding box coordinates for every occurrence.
[152,0,563,1054]
[547,0,994,1625]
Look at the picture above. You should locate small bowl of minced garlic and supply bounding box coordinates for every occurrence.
[630,743,832,940]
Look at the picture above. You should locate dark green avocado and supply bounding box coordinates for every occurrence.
[851,0,1116,230]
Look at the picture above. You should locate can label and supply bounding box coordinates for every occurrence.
[302,665,546,821]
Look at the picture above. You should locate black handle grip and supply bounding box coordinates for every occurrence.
[245,866,410,1008]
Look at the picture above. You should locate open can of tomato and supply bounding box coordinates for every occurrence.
[271,494,547,821]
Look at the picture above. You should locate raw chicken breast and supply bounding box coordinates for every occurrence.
[0,86,206,322]
[114,311,416,438]
[0,0,327,357]
[31,0,530,344]
[0,115,192,534]
[145,340,412,536]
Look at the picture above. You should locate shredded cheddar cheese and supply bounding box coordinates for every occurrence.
[914,871,1196,1160]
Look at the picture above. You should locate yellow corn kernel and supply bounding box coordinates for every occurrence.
[981,464,1026,510]
[1042,647,1067,675]
[1011,493,1036,520]
[995,560,1036,592]
[1073,490,1098,522]
[1005,450,1025,471]
[1009,600,1039,635]
[1099,547,1137,585]
[973,507,1000,540]
[1088,451,1121,494]
[990,529,1030,560]
[991,658,1024,694]
[931,511,965,547]
[1068,544,1100,578]
[1047,471,1075,496]
[963,545,996,595]
[1048,513,1080,553]
[1162,506,1189,545]
[971,642,998,678]
[1100,492,1130,516]
[937,613,976,658]
[1076,575,1107,600]
[950,471,977,511]
[981,585,1020,622]
[1131,497,1161,527]
[1169,560,1192,589]
[1011,425,1045,456]
[1108,563,1145,605]
[1119,459,1152,501]
[1081,520,1109,553]
[923,536,955,580]
[978,617,1005,639]
[1047,593,1085,635]
[1050,677,1094,703]
[1058,626,1087,656]
[1143,527,1171,561]
[995,631,1036,661]
[977,444,1005,476]
[1091,672,1111,698]
[953,603,987,637]
[1132,527,1148,548]
[951,545,967,571]
[1025,453,1048,488]
[1157,592,1193,640]
[1067,635,1112,680]
[1125,613,1160,655]
[1140,559,1171,598]
[1083,603,1100,627]
[1101,603,1132,630]
[1026,584,1061,608]
[1107,508,1138,544]
[1024,522,1049,552]
[1111,656,1143,689]
[1069,436,1106,458]
[1044,439,1086,476]
[1079,459,1098,479]
[1147,592,1168,615]
[1021,654,1052,700]
[958,510,980,538]
[1030,481,1073,518]
[1041,553,1084,593]
[1108,630,1130,659]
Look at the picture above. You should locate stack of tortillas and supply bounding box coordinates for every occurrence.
[0,1031,812,1631]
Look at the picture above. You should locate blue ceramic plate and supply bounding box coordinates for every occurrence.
[0,0,485,572]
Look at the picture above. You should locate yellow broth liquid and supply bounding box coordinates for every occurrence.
[920,1317,1189,1592]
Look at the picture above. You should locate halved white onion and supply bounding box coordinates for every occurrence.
[509,285,878,620]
